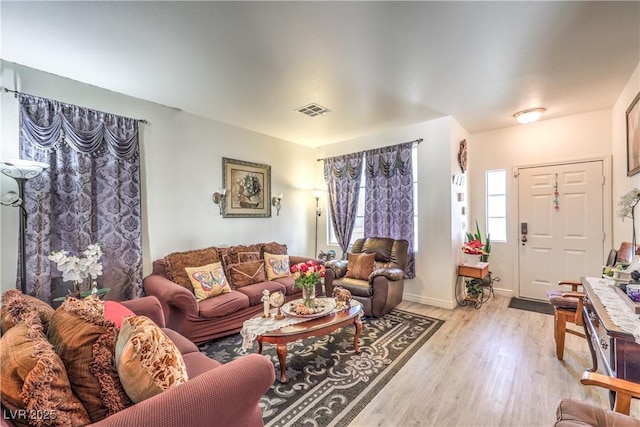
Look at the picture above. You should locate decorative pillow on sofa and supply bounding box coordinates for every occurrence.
[104,301,136,328]
[345,252,376,280]
[264,252,291,280]
[1,289,55,334]
[227,244,261,265]
[226,260,267,287]
[184,262,232,301]
[115,315,189,403]
[47,296,132,422]
[261,241,288,256]
[164,246,221,293]
[0,311,91,427]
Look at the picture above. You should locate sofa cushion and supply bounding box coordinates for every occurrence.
[345,252,376,280]
[115,316,189,403]
[184,262,232,301]
[273,275,303,296]
[360,237,395,262]
[47,296,132,422]
[226,260,267,288]
[264,252,291,280]
[1,289,55,334]
[261,241,288,256]
[198,291,251,319]
[164,247,221,293]
[332,277,371,297]
[227,244,261,265]
[104,300,136,328]
[0,312,91,427]
[235,282,287,306]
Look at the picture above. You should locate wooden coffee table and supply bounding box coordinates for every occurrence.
[256,300,363,382]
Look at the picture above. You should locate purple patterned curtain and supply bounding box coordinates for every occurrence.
[364,142,415,278]
[323,153,364,258]
[17,94,142,303]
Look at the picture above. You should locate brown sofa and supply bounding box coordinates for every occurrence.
[0,294,275,427]
[143,242,321,344]
[324,237,408,317]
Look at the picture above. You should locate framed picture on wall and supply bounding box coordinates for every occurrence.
[222,157,271,218]
[626,91,640,176]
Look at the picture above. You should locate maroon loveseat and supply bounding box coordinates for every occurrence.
[143,242,322,344]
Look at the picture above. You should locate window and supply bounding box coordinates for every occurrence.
[486,169,506,242]
[328,146,418,249]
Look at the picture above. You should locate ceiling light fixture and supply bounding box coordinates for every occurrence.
[513,108,546,124]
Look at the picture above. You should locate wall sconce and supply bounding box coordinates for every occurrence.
[212,188,227,215]
[271,193,283,216]
[0,159,49,295]
[513,108,546,124]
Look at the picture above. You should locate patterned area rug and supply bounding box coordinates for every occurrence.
[198,309,444,427]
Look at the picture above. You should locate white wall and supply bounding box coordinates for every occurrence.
[468,110,613,296]
[317,116,467,308]
[0,61,319,296]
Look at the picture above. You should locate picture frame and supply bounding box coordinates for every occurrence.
[626,91,640,176]
[222,157,271,218]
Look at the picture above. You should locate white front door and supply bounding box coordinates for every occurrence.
[518,161,604,300]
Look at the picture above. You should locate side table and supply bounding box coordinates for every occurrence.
[455,262,498,309]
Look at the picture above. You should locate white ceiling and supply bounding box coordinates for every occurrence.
[1,1,639,147]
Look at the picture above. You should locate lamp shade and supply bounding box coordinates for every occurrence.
[0,159,49,181]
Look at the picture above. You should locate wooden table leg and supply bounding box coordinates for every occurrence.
[276,343,288,382]
[353,316,362,354]
[257,338,263,354]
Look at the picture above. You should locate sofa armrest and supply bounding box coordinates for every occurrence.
[326,260,348,279]
[370,267,404,282]
[142,275,199,331]
[89,354,275,427]
[120,296,166,328]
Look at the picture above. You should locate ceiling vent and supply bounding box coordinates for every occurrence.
[296,103,330,117]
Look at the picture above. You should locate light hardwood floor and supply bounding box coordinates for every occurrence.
[350,295,640,426]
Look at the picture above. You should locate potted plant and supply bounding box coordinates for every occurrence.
[465,278,484,299]
[464,220,491,262]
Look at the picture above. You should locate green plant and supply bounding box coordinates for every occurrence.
[466,220,491,262]
[466,278,484,297]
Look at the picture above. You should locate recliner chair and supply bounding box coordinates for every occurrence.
[324,237,409,317]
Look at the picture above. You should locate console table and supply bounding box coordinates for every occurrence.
[581,277,640,384]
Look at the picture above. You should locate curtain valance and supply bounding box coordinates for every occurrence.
[19,94,139,160]
[365,142,413,178]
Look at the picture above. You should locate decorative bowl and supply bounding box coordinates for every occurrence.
[626,284,640,302]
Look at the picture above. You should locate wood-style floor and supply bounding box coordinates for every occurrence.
[349,295,640,426]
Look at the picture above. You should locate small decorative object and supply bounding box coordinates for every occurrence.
[48,243,103,295]
[290,259,326,310]
[626,91,640,176]
[222,157,271,218]
[269,291,285,320]
[457,139,467,173]
[462,220,490,263]
[626,284,640,302]
[318,249,336,262]
[553,173,560,210]
[261,289,271,318]
[332,286,352,310]
[617,188,640,253]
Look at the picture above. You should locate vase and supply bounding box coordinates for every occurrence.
[465,254,482,266]
[302,285,316,310]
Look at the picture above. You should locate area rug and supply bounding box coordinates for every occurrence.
[198,309,444,427]
[508,297,554,315]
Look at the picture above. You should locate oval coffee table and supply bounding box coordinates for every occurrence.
[256,300,363,382]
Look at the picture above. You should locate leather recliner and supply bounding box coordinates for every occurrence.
[324,237,409,317]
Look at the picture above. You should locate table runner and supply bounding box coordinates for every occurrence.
[240,310,312,351]
[586,277,640,344]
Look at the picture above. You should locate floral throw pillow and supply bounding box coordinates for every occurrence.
[184,262,232,301]
[264,252,291,280]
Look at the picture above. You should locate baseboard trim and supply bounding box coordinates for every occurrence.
[403,293,457,310]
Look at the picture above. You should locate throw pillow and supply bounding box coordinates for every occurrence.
[47,296,132,423]
[1,289,55,334]
[345,252,376,280]
[115,315,189,403]
[264,252,291,280]
[164,246,221,292]
[103,301,136,328]
[0,311,91,427]
[227,244,261,265]
[226,260,267,287]
[261,241,288,256]
[184,262,232,301]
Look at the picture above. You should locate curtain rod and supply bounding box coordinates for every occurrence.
[316,138,422,162]
[1,86,149,125]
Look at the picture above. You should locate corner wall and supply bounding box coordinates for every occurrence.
[0,61,318,296]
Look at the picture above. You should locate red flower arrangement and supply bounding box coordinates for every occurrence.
[461,239,487,255]
[290,260,326,290]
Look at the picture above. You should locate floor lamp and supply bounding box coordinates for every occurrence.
[0,159,49,295]
[311,190,323,258]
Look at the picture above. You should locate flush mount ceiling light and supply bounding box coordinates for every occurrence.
[296,103,330,117]
[513,108,546,124]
